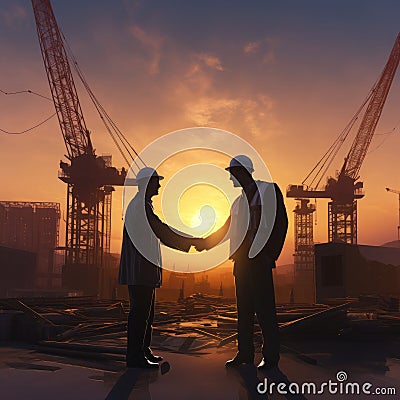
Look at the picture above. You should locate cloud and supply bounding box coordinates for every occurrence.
[129,25,163,74]
[182,94,278,140]
[0,4,28,27]
[186,97,241,126]
[243,37,278,64]
[262,51,276,64]
[196,53,224,71]
[154,46,280,139]
[186,53,224,80]
[244,41,260,54]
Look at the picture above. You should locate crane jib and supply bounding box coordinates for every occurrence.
[344,34,400,180]
[31,0,93,160]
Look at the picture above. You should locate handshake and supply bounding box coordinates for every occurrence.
[190,237,210,252]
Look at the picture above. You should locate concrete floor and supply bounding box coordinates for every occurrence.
[1,338,399,400]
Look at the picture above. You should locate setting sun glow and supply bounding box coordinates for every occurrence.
[178,184,230,237]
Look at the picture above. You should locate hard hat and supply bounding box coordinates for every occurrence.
[136,167,164,182]
[225,155,254,173]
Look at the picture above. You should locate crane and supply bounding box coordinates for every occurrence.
[386,187,400,241]
[31,0,131,294]
[287,33,400,270]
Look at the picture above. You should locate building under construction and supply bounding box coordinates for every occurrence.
[315,242,400,303]
[0,201,60,293]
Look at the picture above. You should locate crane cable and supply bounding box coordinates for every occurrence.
[302,81,377,190]
[0,89,56,134]
[0,88,51,101]
[0,112,56,135]
[61,32,146,174]
[367,118,400,154]
[304,85,375,189]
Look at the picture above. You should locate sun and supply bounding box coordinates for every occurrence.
[178,184,230,236]
[190,204,217,234]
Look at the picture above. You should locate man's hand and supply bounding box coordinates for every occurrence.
[192,238,208,252]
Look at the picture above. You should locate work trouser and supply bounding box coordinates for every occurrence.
[127,285,155,361]
[234,261,280,363]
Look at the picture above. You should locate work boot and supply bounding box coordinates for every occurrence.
[127,355,159,369]
[144,348,163,363]
[225,353,254,368]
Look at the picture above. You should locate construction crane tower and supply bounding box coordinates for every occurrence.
[287,34,400,273]
[31,0,129,294]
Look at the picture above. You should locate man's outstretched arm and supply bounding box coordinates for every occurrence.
[196,215,231,251]
[145,202,194,252]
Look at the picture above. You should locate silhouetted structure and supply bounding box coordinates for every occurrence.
[0,201,60,290]
[0,246,36,296]
[165,272,195,293]
[32,0,128,296]
[386,187,400,241]
[315,242,400,302]
[292,199,315,303]
[178,281,185,302]
[194,274,211,294]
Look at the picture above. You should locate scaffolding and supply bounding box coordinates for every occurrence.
[328,200,357,244]
[293,199,315,271]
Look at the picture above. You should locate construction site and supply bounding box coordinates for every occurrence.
[1,0,400,399]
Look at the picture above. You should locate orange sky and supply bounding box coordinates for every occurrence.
[1,1,400,269]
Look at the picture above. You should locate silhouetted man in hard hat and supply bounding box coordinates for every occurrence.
[196,155,288,370]
[119,167,193,369]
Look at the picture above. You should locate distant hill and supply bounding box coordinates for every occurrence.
[381,240,400,248]
[275,263,294,274]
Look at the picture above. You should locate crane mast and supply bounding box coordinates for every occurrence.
[31,0,126,294]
